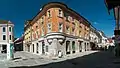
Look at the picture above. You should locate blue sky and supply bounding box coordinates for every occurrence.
[0,0,115,38]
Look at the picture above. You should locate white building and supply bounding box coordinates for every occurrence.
[90,25,101,50]
[0,20,14,53]
[98,31,108,48]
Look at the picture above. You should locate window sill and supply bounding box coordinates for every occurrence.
[47,17,52,19]
[57,16,64,19]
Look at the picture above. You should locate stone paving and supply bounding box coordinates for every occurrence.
[0,51,98,68]
[1,51,120,68]
[0,54,7,61]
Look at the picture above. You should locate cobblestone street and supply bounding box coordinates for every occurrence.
[0,51,120,68]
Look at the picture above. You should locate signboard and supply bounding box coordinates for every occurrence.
[7,43,14,60]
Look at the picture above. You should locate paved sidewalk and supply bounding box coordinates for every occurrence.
[0,51,98,68]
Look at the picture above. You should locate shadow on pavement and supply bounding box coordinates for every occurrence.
[9,51,120,68]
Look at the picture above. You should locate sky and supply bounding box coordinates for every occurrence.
[0,0,115,38]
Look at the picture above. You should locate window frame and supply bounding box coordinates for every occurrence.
[9,35,12,40]
[3,27,6,32]
[47,23,52,33]
[58,23,63,32]
[58,9,63,17]
[3,35,6,40]
[9,27,12,32]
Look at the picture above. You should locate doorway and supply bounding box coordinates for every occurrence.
[72,41,75,53]
[66,41,70,54]
[79,41,82,52]
[2,45,7,53]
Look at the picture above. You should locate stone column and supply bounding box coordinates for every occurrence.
[53,39,58,56]
[70,41,73,54]
[49,39,58,56]
[81,42,85,52]
[62,40,66,56]
[38,42,42,55]
[34,43,37,54]
[0,44,2,53]
[30,44,32,53]
[88,42,91,51]
[75,41,79,53]
[23,43,26,51]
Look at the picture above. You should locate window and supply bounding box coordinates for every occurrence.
[36,43,39,53]
[33,44,34,52]
[36,31,39,38]
[36,31,38,35]
[47,23,51,33]
[46,46,48,52]
[9,27,12,32]
[9,35,12,40]
[59,9,63,17]
[79,25,82,28]
[36,26,38,29]
[3,35,6,40]
[59,23,63,32]
[3,27,6,32]
[72,27,75,35]
[66,26,69,34]
[41,17,44,24]
[41,27,44,36]
[48,10,51,17]
[79,30,81,34]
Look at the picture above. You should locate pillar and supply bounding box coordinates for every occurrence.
[30,44,32,53]
[49,38,58,56]
[34,43,37,54]
[62,40,66,56]
[23,43,26,51]
[75,41,79,53]
[70,41,73,54]
[38,42,42,55]
[81,42,85,52]
[0,44,2,53]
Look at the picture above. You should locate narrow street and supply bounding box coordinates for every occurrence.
[28,51,120,68]
[4,51,119,68]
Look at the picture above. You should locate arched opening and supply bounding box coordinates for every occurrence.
[72,41,75,53]
[66,41,70,54]
[78,41,82,52]
[42,41,45,54]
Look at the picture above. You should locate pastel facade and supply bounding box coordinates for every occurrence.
[0,20,14,53]
[23,2,91,57]
[98,31,108,48]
